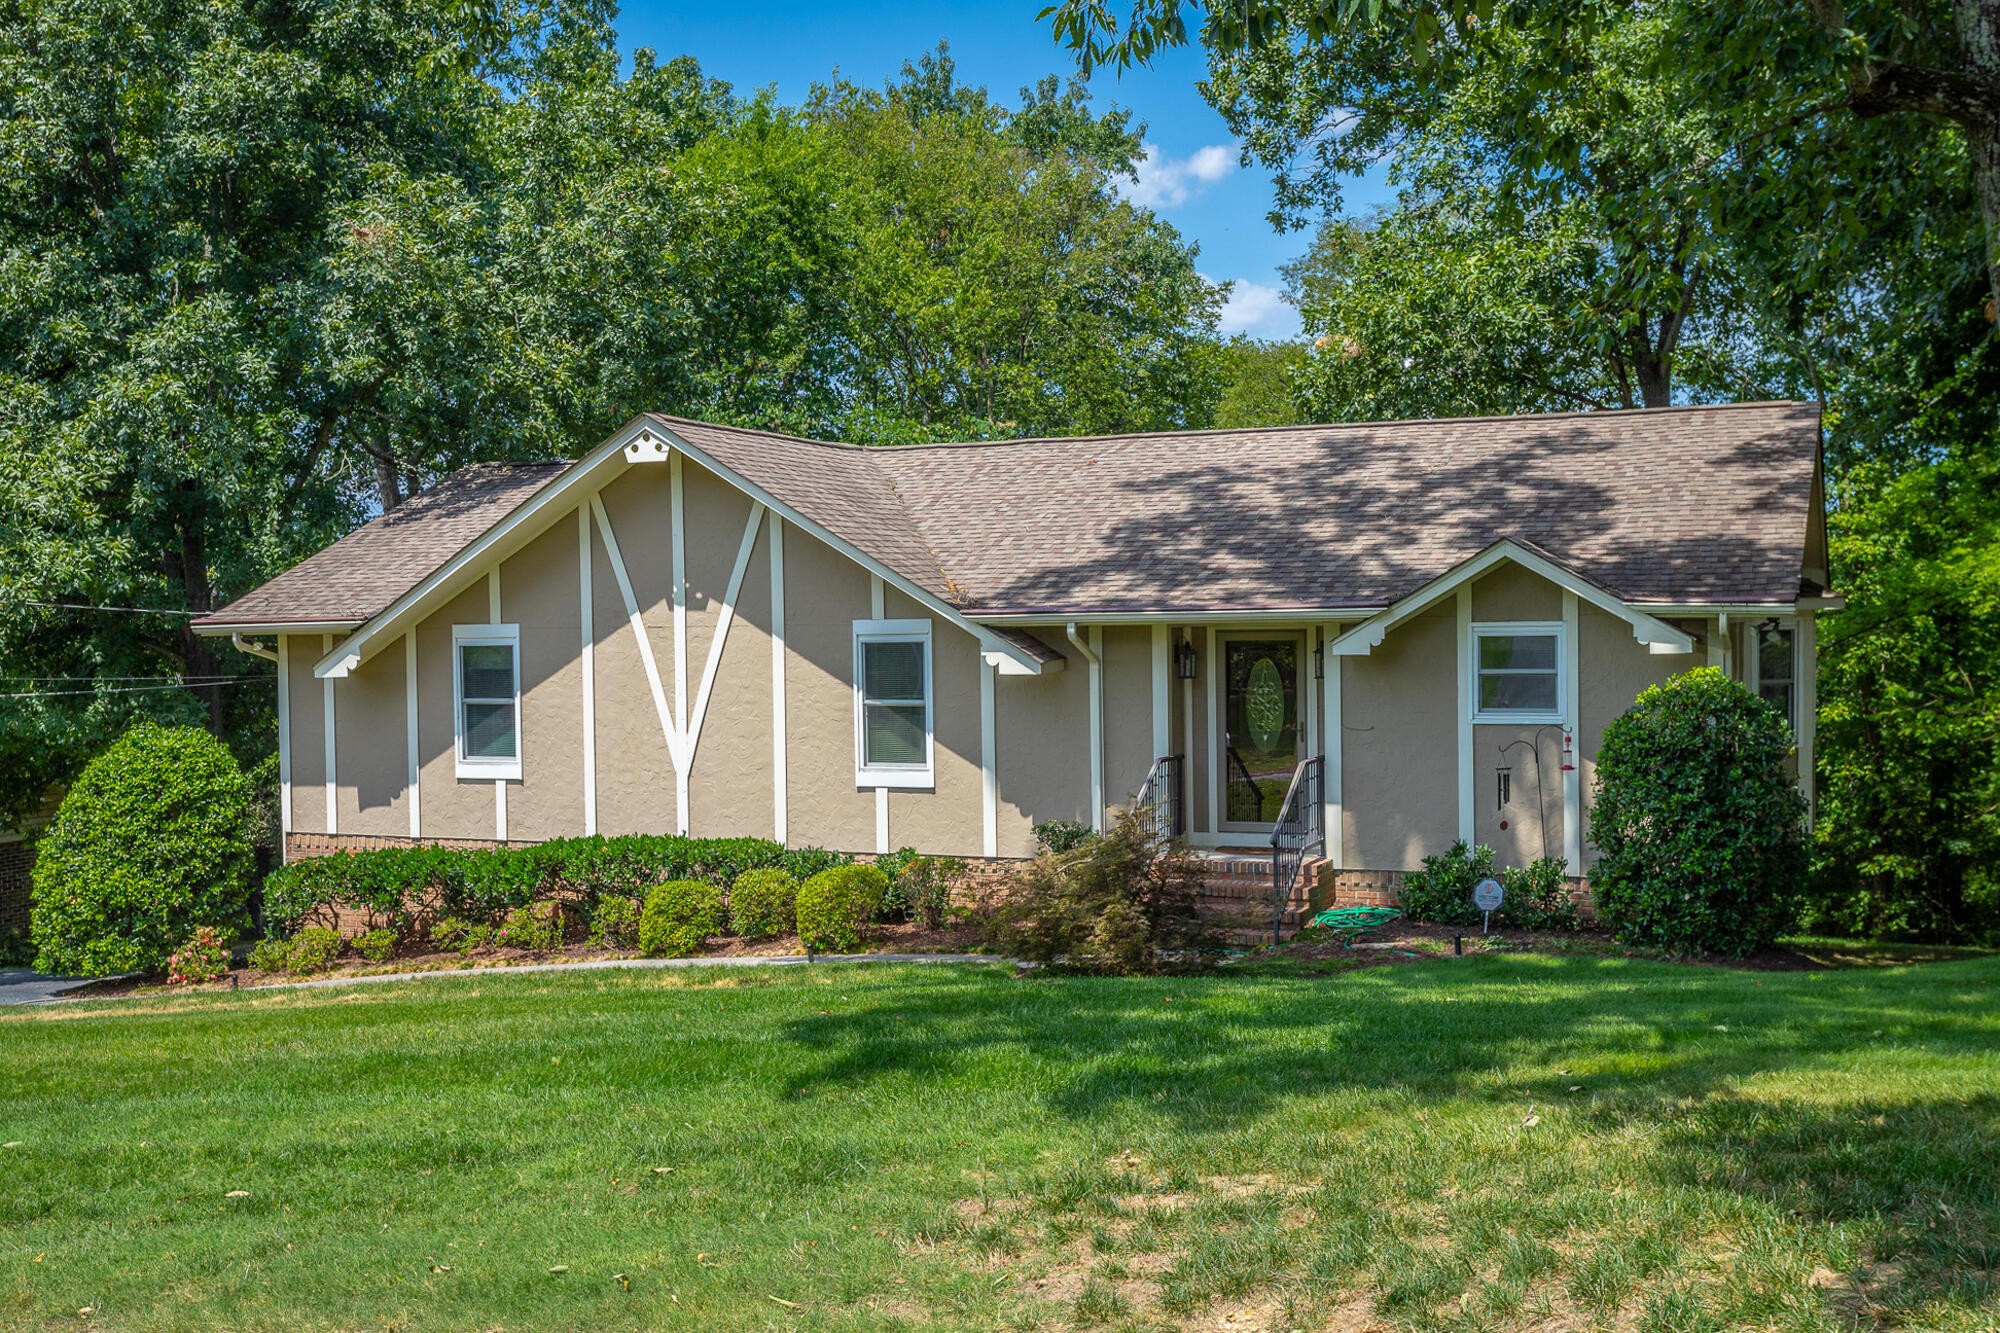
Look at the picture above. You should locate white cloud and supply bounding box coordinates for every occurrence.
[1214,278,1293,336]
[1122,142,1239,209]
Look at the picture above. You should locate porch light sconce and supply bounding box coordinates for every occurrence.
[1313,642,1326,681]
[1174,638,1198,681]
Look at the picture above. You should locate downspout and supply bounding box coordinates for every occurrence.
[230,632,278,663]
[1066,622,1104,832]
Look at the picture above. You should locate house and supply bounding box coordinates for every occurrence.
[194,401,1829,904]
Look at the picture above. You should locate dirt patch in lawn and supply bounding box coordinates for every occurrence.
[54,919,991,1001]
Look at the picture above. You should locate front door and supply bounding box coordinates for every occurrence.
[1219,633,1305,831]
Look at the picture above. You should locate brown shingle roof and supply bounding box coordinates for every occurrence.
[200,402,1819,632]
[199,463,567,628]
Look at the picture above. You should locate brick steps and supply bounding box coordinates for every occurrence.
[1196,851,1327,944]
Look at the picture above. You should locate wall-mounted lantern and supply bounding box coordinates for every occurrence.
[1174,637,1198,681]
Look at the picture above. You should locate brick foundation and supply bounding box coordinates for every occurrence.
[1328,866,1595,917]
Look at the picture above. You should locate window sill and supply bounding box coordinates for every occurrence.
[855,768,935,790]
[456,762,523,782]
[1470,710,1567,727]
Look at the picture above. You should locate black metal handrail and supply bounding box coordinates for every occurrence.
[1268,755,1326,946]
[1224,743,1263,813]
[1131,753,1186,840]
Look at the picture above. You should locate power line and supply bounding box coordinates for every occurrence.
[0,675,245,683]
[9,600,204,617]
[0,678,271,700]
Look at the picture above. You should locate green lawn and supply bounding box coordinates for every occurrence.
[1,953,1996,1332]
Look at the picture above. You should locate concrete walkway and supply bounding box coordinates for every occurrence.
[2,952,1013,1006]
[0,966,112,1005]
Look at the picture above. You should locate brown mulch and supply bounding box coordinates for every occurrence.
[50,919,992,1002]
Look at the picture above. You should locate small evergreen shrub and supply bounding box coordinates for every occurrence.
[1033,820,1096,856]
[429,915,485,953]
[350,928,397,963]
[729,868,798,940]
[988,811,1209,974]
[494,902,563,951]
[1501,858,1580,931]
[1591,668,1808,956]
[796,865,889,953]
[875,847,923,919]
[286,926,344,974]
[30,723,257,975]
[165,926,231,987]
[638,880,724,958]
[1396,841,1494,927]
[898,855,966,929]
[247,937,295,973]
[587,895,642,949]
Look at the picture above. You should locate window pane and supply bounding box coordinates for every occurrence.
[1760,682,1795,722]
[863,639,925,701]
[1759,628,1794,684]
[461,644,514,700]
[1479,672,1558,713]
[463,702,517,759]
[1478,634,1556,671]
[864,702,926,766]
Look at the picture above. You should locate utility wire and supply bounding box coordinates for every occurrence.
[0,679,271,700]
[0,675,244,683]
[8,600,203,617]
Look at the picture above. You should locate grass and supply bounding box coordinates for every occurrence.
[0,951,1996,1331]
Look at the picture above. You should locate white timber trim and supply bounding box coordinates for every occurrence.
[405,632,420,839]
[1709,612,1731,673]
[579,503,596,836]
[1329,539,1694,658]
[1455,589,1473,845]
[1323,622,1343,868]
[1798,611,1817,825]
[686,501,766,756]
[872,575,887,850]
[669,452,689,836]
[590,494,683,776]
[972,608,1383,626]
[1561,591,1581,873]
[322,633,337,835]
[277,636,292,847]
[1151,625,1170,761]
[980,656,998,857]
[1204,626,1219,836]
[1067,623,1104,831]
[770,514,787,844]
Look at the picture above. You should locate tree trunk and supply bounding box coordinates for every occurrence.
[1632,344,1673,408]
[374,451,403,513]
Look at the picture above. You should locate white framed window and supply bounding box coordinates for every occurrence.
[1471,622,1566,724]
[1756,622,1797,731]
[453,624,522,780]
[854,618,933,788]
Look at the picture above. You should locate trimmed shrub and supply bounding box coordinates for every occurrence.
[286,926,344,974]
[729,868,798,940]
[1033,820,1096,856]
[429,915,486,953]
[1395,841,1494,927]
[875,847,923,919]
[247,936,293,973]
[1591,668,1808,956]
[639,880,724,958]
[796,865,889,953]
[31,723,258,976]
[495,902,563,952]
[587,895,641,949]
[1501,858,1580,931]
[260,834,850,934]
[350,928,397,963]
[897,855,966,929]
[987,811,1209,973]
[165,926,231,987]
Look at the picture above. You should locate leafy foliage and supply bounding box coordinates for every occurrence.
[1032,820,1097,856]
[987,810,1210,973]
[728,869,799,942]
[638,881,725,959]
[494,903,565,952]
[896,855,967,930]
[587,896,642,950]
[284,927,345,975]
[350,929,397,964]
[1590,670,1808,956]
[164,927,231,987]
[30,723,256,975]
[1395,842,1497,928]
[796,866,890,954]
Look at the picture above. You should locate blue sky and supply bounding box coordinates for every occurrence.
[616,1,1392,340]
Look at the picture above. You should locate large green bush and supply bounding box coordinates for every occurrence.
[729,868,798,940]
[30,724,257,975]
[796,865,889,953]
[1590,668,1808,956]
[638,880,724,958]
[987,810,1210,973]
[260,834,848,934]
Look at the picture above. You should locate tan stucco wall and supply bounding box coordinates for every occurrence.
[994,629,1091,853]
[1471,563,1562,622]
[683,469,776,839]
[333,634,409,835]
[284,635,326,835]
[416,582,499,841]
[1577,605,1687,860]
[1340,604,1457,869]
[501,518,585,843]
[1101,627,1157,814]
[780,526,878,851]
[881,587,986,856]
[591,465,678,835]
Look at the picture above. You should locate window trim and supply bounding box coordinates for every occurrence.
[453,623,522,781]
[1754,620,1799,733]
[1470,620,1568,725]
[853,618,934,789]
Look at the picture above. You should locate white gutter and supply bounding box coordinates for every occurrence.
[1065,622,1105,832]
[229,632,279,663]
